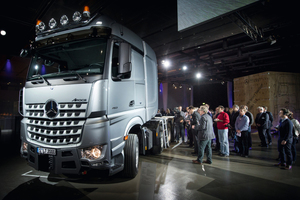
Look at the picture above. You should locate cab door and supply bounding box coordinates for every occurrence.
[108,42,134,115]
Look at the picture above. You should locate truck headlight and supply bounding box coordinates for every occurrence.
[81,145,105,160]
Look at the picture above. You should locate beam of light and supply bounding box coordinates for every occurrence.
[5,59,12,73]
[41,65,46,75]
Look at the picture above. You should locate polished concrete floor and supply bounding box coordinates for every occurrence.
[0,129,300,200]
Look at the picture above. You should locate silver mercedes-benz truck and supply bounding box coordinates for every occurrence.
[19,6,169,178]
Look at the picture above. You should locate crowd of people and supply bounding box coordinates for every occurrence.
[157,104,300,170]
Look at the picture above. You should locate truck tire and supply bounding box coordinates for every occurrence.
[123,134,139,178]
[151,123,164,154]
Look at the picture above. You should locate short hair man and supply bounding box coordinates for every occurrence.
[255,106,269,147]
[192,106,215,164]
[214,105,230,157]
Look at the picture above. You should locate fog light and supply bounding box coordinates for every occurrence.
[60,15,69,26]
[81,145,104,160]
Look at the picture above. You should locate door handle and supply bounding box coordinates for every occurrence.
[129,100,135,107]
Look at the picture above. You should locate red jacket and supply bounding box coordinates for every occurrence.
[217,112,230,129]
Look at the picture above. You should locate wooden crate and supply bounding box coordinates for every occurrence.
[234,71,300,127]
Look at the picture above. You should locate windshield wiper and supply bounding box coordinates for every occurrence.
[71,71,87,82]
[32,74,51,85]
[61,70,87,83]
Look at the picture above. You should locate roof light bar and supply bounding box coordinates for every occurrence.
[35,5,93,34]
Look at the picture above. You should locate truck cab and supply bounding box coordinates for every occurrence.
[19,6,165,178]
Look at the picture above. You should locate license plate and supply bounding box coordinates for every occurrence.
[37,147,56,155]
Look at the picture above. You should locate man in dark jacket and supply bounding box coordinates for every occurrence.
[192,106,215,164]
[230,105,240,153]
[174,107,185,143]
[191,107,201,154]
[275,108,293,170]
[263,106,274,145]
[255,106,269,147]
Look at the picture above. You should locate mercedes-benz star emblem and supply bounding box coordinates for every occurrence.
[45,100,58,118]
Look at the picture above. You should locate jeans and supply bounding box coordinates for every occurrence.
[218,129,229,156]
[197,139,212,163]
[292,137,298,162]
[240,131,249,156]
[258,128,268,146]
[279,137,293,166]
[176,124,185,142]
[248,126,252,148]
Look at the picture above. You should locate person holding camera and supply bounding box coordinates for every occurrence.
[174,106,185,143]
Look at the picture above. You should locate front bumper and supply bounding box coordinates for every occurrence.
[21,143,111,175]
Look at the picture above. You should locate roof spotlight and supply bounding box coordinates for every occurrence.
[49,18,57,29]
[36,20,46,32]
[60,15,69,26]
[73,11,82,22]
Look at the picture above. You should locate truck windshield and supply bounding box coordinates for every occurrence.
[27,38,107,80]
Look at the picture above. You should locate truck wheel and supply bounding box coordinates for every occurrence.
[123,134,139,178]
[151,123,164,154]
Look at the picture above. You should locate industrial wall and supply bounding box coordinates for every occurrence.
[158,83,193,111]
[234,71,300,127]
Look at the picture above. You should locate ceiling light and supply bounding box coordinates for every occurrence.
[0,30,6,36]
[162,60,170,68]
[196,73,201,78]
[182,66,187,70]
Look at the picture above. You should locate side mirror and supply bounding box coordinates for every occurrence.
[118,43,132,74]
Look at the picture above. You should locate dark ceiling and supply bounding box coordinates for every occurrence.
[0,0,299,85]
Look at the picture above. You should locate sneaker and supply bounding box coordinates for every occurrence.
[285,165,292,170]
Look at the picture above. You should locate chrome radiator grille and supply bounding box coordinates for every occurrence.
[25,102,87,145]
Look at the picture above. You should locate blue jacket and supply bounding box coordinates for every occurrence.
[235,115,249,132]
